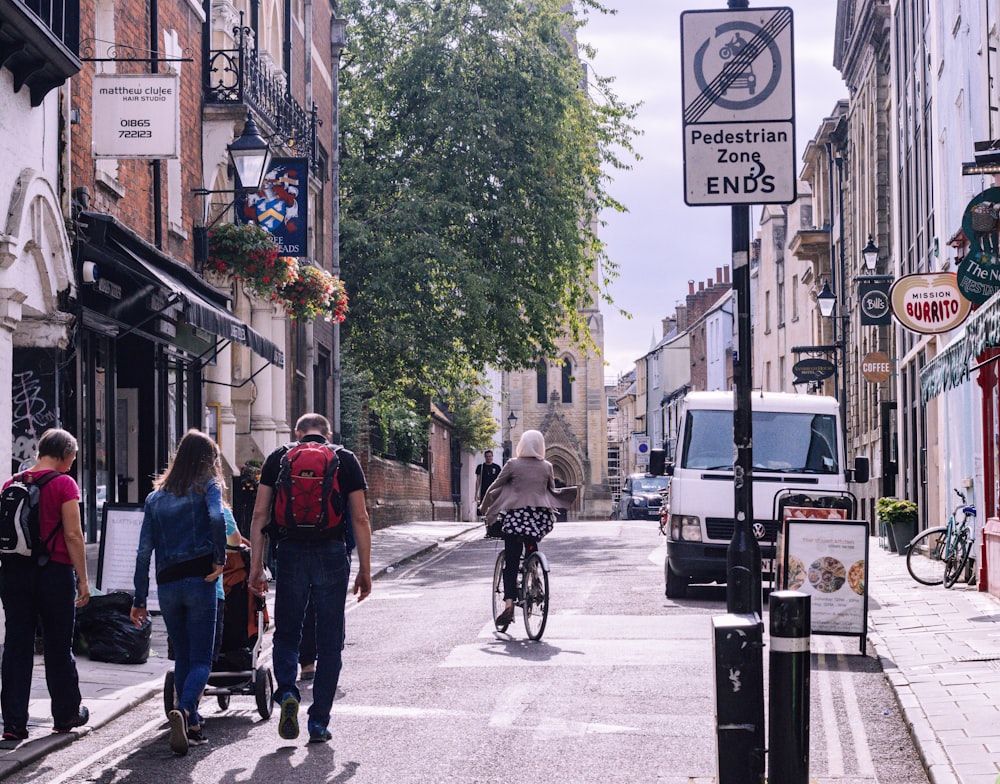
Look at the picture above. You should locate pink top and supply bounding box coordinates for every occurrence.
[1,471,80,565]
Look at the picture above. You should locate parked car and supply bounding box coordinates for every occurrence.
[617,473,671,520]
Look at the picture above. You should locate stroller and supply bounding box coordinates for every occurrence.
[162,545,274,719]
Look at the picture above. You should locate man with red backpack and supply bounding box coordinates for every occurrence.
[248,413,372,744]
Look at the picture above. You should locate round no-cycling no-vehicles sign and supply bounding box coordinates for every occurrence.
[680,7,796,206]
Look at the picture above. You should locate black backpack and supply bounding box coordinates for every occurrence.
[0,471,61,563]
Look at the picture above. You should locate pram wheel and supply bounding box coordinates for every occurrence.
[217,693,231,710]
[255,666,274,719]
[163,670,176,718]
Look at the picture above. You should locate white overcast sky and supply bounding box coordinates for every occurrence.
[579,1,847,381]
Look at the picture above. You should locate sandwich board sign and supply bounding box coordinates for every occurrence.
[681,7,796,205]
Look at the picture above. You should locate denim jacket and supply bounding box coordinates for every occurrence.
[133,479,226,608]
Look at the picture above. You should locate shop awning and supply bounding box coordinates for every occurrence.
[76,212,284,368]
[919,288,1000,402]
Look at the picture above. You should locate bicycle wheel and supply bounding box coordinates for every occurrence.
[522,552,549,641]
[905,526,947,585]
[492,551,509,631]
[944,529,973,588]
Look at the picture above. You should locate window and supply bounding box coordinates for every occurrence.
[561,357,573,403]
[537,359,547,404]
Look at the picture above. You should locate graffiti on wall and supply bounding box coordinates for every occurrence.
[12,351,59,472]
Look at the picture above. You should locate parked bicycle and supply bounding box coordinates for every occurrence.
[905,489,976,588]
[492,542,550,640]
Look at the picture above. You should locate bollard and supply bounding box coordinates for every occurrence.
[713,613,765,784]
[768,590,811,784]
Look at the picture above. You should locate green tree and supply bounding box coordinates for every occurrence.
[339,0,638,403]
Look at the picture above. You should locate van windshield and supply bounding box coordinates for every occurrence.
[681,409,839,474]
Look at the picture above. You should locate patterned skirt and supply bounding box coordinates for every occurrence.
[497,506,556,540]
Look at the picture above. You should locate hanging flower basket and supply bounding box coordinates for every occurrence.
[278,263,349,323]
[207,223,297,299]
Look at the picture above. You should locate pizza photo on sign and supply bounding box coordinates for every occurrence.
[848,559,865,596]
[808,556,846,593]
[786,555,807,590]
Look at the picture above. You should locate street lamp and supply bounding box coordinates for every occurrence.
[503,410,517,463]
[817,281,837,318]
[861,235,879,272]
[227,114,272,192]
[330,15,347,440]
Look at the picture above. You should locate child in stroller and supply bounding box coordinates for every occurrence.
[164,508,273,721]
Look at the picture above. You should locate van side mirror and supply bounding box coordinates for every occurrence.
[649,449,667,476]
[849,456,870,484]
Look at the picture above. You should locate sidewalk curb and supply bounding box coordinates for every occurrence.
[0,679,163,779]
[868,631,960,784]
[370,523,481,580]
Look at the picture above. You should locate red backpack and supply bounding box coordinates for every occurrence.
[272,441,345,540]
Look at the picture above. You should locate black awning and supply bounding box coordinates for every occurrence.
[76,212,284,368]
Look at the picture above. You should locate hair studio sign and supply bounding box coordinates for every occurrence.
[890,272,971,334]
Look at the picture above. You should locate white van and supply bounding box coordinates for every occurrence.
[663,391,869,598]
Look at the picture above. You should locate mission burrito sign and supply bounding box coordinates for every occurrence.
[890,272,971,334]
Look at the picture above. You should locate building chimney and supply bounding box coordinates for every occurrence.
[688,279,695,295]
[698,280,705,292]
[723,265,731,284]
[716,267,723,284]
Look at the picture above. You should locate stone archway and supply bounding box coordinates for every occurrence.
[547,446,583,521]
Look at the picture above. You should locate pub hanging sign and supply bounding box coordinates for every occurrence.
[957,186,1000,305]
[236,158,309,257]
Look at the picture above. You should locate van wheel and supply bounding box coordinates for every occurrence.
[666,566,688,599]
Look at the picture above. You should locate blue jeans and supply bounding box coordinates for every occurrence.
[158,576,218,725]
[273,539,349,726]
[0,559,82,732]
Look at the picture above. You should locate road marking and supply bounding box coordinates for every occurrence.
[43,716,167,784]
[815,649,845,775]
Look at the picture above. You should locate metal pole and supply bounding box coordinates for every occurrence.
[331,19,345,441]
[714,613,765,783]
[728,204,760,616]
[768,591,811,783]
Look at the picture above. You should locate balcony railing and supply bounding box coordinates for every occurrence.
[0,0,81,106]
[204,24,318,173]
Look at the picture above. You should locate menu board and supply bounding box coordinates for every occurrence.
[776,506,847,588]
[782,518,869,645]
[96,505,158,611]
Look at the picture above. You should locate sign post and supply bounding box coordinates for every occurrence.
[682,4,795,783]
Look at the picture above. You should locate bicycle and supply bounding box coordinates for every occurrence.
[492,542,550,641]
[905,489,976,588]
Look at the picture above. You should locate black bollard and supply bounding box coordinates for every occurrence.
[713,613,765,784]
[768,590,811,784]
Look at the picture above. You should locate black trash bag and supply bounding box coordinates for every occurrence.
[75,591,151,664]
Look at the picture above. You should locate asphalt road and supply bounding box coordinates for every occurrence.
[4,521,928,783]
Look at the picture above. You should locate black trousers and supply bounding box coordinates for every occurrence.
[502,535,538,600]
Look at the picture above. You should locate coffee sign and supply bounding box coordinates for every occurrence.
[890,272,971,334]
[861,351,893,383]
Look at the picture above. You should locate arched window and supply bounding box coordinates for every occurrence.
[561,357,573,403]
[536,359,548,404]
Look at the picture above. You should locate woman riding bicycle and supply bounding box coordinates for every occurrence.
[479,430,578,627]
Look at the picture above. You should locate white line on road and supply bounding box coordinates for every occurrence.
[43,716,168,784]
[816,649,845,776]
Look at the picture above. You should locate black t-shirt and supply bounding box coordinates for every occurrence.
[260,435,367,521]
[476,461,501,499]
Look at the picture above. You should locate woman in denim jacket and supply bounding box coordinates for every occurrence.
[130,430,226,756]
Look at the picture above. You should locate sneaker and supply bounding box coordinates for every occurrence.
[308,721,332,743]
[167,709,189,756]
[2,729,28,742]
[299,663,316,681]
[277,694,300,740]
[53,706,89,733]
[187,727,208,746]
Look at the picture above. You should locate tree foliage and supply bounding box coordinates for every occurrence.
[339,0,638,404]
